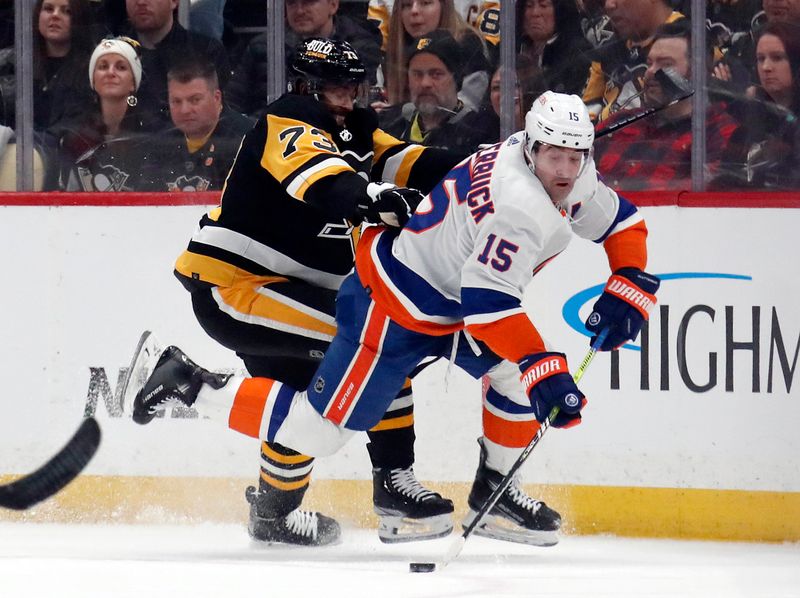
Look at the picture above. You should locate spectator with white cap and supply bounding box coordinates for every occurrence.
[53,36,152,191]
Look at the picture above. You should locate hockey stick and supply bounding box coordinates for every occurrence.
[0,417,101,510]
[595,68,695,139]
[439,328,610,569]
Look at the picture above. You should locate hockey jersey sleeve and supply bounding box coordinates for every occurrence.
[261,113,354,202]
[565,160,648,271]
[460,202,556,362]
[371,127,468,194]
[258,99,371,221]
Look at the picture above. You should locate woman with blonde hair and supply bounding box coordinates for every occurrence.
[382,0,490,108]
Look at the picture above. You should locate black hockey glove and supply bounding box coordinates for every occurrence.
[357,182,423,228]
[585,268,660,351]
[519,352,586,429]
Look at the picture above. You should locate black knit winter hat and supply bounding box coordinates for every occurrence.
[407,29,464,88]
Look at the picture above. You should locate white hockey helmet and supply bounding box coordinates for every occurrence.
[524,91,594,153]
[523,91,595,177]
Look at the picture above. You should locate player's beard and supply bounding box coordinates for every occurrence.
[323,102,352,126]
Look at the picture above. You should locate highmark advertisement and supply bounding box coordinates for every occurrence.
[0,204,797,499]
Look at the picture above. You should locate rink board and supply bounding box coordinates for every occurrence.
[0,194,798,541]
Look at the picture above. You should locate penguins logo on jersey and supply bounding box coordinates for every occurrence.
[168,175,211,192]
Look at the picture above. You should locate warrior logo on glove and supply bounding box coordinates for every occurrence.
[585,268,660,351]
[518,352,587,429]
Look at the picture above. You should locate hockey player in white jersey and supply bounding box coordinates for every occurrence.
[123,91,660,547]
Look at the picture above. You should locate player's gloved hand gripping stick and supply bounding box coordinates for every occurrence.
[414,328,609,573]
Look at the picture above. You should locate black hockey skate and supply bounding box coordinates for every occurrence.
[121,331,230,425]
[245,486,341,546]
[373,467,454,543]
[463,439,561,546]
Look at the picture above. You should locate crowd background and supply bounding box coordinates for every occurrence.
[2,0,798,192]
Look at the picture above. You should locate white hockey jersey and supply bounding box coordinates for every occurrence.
[355,131,647,363]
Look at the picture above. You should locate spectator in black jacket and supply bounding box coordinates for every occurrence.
[379,30,486,153]
[0,0,95,129]
[516,0,591,97]
[225,0,382,119]
[125,0,230,126]
[140,59,254,191]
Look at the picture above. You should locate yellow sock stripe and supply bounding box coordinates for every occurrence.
[261,442,312,465]
[259,470,311,491]
[369,414,415,432]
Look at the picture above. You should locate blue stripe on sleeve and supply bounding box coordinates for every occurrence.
[594,193,638,244]
[461,286,521,318]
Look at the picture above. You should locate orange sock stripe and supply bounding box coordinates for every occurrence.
[259,470,311,491]
[228,378,274,438]
[482,407,540,448]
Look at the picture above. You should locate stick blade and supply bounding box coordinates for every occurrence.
[0,417,101,510]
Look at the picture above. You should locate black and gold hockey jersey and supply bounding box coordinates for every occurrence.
[175,93,464,291]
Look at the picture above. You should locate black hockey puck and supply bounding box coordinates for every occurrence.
[409,562,436,573]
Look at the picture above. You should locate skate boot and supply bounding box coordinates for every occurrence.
[121,331,230,425]
[373,466,454,543]
[463,439,561,547]
[245,486,340,546]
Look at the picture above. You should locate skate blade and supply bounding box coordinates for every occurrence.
[120,331,164,418]
[378,513,453,544]
[463,510,559,547]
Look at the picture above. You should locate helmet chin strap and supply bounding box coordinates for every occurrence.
[523,136,536,175]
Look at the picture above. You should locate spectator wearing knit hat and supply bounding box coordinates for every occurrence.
[53,36,153,191]
[378,29,489,154]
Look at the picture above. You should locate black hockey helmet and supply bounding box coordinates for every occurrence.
[289,37,367,95]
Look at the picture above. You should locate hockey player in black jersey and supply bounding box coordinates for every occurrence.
[152,38,468,546]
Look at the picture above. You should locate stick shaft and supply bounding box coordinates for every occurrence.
[595,90,694,139]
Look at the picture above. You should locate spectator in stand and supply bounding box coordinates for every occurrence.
[225,0,382,119]
[714,21,800,190]
[188,0,226,40]
[381,0,490,110]
[712,0,800,95]
[471,57,537,143]
[0,0,95,129]
[125,0,230,126]
[671,0,760,54]
[140,59,254,191]
[55,36,150,191]
[380,30,486,152]
[582,0,684,122]
[516,0,591,97]
[594,21,737,191]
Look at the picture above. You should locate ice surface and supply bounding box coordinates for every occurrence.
[0,523,798,598]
